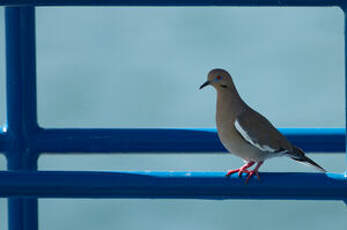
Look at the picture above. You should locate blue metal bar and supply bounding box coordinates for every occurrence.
[1,128,344,153]
[5,6,39,230]
[0,171,345,200]
[0,0,344,7]
[33,128,345,153]
[344,4,347,170]
[0,129,9,153]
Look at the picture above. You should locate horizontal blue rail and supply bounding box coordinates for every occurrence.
[0,171,345,200]
[0,128,344,153]
[0,0,345,7]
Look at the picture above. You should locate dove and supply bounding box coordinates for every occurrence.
[200,68,326,183]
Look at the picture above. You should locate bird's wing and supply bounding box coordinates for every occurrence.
[234,108,292,153]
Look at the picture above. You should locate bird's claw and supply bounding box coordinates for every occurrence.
[245,170,261,184]
[226,169,261,184]
[238,169,251,177]
[225,168,250,177]
[226,161,262,183]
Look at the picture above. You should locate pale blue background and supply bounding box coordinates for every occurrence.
[0,6,346,230]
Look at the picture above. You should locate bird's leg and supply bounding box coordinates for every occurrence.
[226,161,255,177]
[245,161,264,183]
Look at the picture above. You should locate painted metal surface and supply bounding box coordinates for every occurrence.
[344,1,347,171]
[8,128,347,153]
[0,128,345,153]
[0,0,345,7]
[345,1,347,171]
[0,171,345,200]
[1,128,345,153]
[5,6,38,230]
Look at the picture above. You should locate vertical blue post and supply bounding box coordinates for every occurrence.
[5,7,39,230]
[344,5,347,172]
[342,4,347,207]
[342,4,347,205]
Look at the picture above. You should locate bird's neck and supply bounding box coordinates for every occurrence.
[216,88,245,122]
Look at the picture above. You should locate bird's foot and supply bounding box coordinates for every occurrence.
[245,161,263,184]
[225,168,251,177]
[226,161,264,184]
[245,170,261,184]
[225,161,255,177]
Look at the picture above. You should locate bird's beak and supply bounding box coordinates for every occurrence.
[199,80,210,90]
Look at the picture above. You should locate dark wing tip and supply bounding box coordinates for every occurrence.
[290,146,327,172]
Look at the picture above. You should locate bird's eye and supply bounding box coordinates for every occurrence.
[216,76,222,80]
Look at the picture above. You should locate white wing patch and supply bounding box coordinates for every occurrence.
[234,119,276,153]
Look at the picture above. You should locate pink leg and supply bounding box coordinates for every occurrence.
[245,161,264,184]
[226,161,255,177]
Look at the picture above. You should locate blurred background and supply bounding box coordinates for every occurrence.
[0,6,347,230]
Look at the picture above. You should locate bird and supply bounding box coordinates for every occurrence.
[199,68,326,183]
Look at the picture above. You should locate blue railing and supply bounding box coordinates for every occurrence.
[0,1,347,230]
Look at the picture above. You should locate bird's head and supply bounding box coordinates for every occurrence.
[199,68,233,90]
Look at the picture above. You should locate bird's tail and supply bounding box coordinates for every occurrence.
[290,146,327,172]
